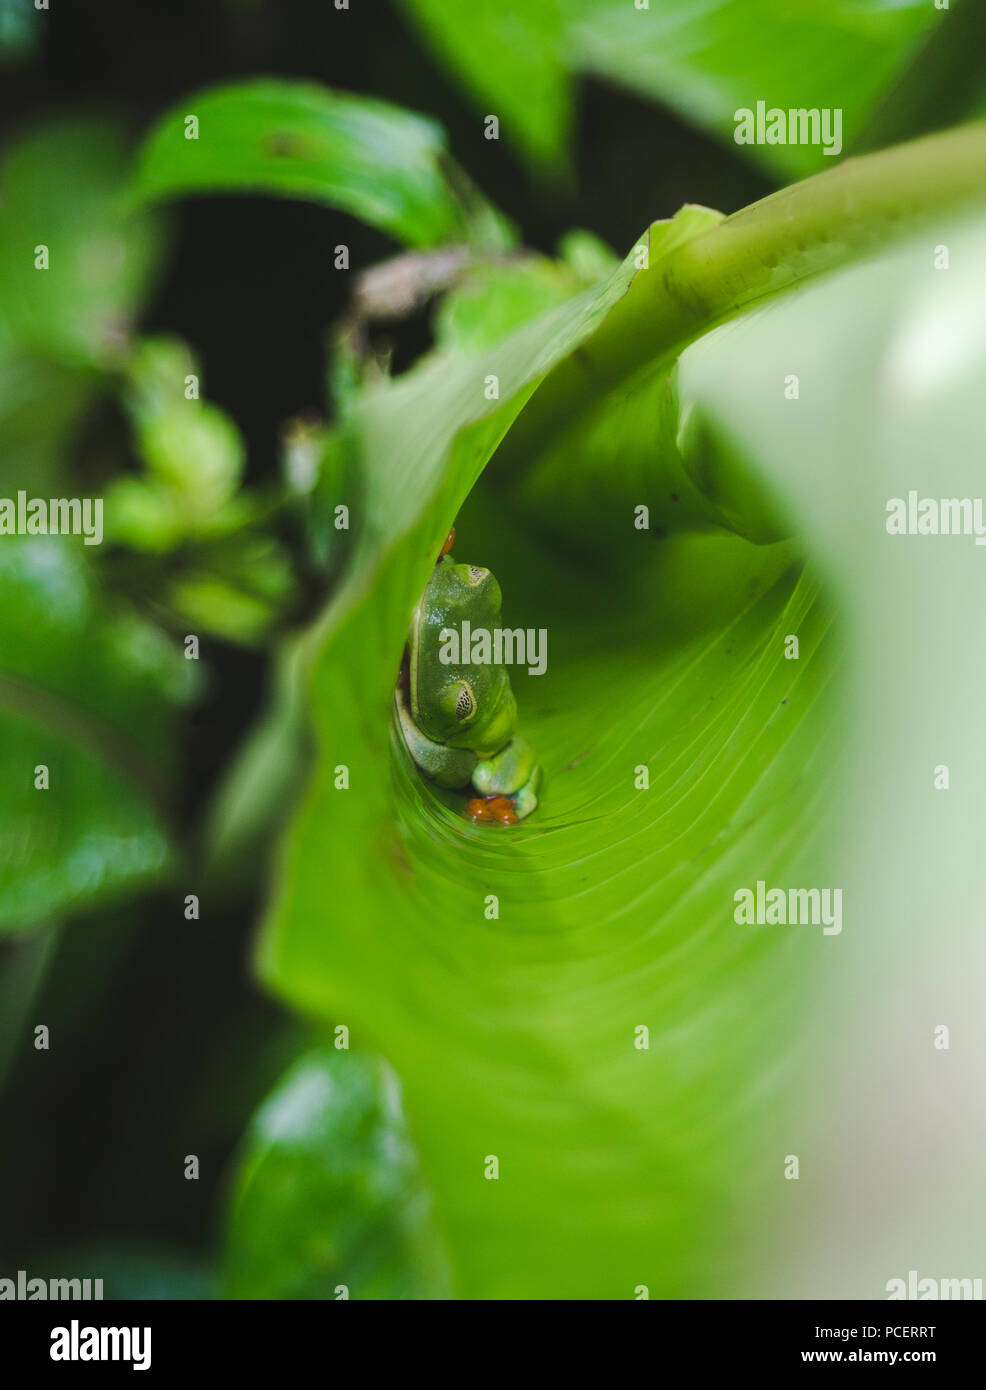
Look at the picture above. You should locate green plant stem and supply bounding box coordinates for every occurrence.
[496,121,986,478]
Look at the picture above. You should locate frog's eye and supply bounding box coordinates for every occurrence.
[453,681,477,722]
[438,679,478,727]
[466,565,489,585]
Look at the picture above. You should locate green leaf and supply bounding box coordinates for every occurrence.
[224,1048,450,1299]
[0,925,58,1086]
[0,120,166,500]
[0,357,93,499]
[395,0,572,173]
[0,122,186,931]
[429,252,590,357]
[132,79,513,250]
[852,0,986,154]
[0,539,196,931]
[398,0,944,177]
[0,120,165,369]
[106,337,248,552]
[103,336,295,645]
[254,128,986,1296]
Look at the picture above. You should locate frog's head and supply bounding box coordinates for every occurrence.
[409,554,518,753]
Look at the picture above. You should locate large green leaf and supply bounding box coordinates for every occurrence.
[397,0,946,177]
[132,80,512,250]
[253,126,986,1297]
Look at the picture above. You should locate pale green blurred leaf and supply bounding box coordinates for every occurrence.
[672,207,986,1295]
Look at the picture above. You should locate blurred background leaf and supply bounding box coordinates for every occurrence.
[0,537,197,931]
[132,79,514,251]
[427,232,618,358]
[0,120,165,370]
[225,1048,450,1299]
[397,0,954,179]
[0,0,39,62]
[109,337,250,552]
[672,206,986,1295]
[852,0,986,152]
[0,117,206,931]
[34,1243,217,1300]
[0,120,166,496]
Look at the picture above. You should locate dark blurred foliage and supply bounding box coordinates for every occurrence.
[0,0,768,1285]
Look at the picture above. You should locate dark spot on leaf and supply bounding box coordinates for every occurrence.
[265,132,301,158]
[385,831,413,877]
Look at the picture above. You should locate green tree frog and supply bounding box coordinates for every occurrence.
[394,530,540,823]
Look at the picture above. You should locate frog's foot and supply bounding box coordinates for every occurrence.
[472,737,535,796]
[469,739,540,822]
